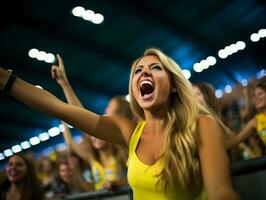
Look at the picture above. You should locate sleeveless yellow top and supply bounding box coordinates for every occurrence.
[91,156,122,190]
[256,113,266,145]
[127,121,205,200]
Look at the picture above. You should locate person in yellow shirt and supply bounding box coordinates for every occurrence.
[0,48,239,199]
[227,80,266,151]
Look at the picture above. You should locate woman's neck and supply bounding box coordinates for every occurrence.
[8,182,23,194]
[144,110,167,135]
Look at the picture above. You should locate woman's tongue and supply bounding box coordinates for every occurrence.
[140,83,154,99]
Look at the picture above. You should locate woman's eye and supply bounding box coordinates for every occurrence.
[152,65,162,70]
[134,68,141,74]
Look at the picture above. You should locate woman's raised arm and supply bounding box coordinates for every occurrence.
[0,67,135,145]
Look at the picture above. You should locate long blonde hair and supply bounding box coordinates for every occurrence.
[129,48,229,190]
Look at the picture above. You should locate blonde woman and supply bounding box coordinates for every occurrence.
[0,48,239,199]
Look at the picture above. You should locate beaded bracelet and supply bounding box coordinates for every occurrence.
[0,70,11,90]
[3,70,17,93]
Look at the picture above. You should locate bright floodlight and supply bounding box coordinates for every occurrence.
[28,48,39,58]
[4,149,13,157]
[29,136,40,146]
[91,13,104,24]
[58,124,65,132]
[182,69,191,79]
[250,33,260,42]
[241,79,248,86]
[215,89,223,99]
[256,69,266,79]
[199,60,209,70]
[72,6,85,17]
[229,44,238,54]
[225,85,232,93]
[21,141,31,149]
[48,127,60,137]
[39,132,50,141]
[258,29,266,38]
[0,153,4,160]
[218,49,228,59]
[82,10,95,21]
[193,63,203,73]
[44,53,55,63]
[224,46,233,56]
[206,56,216,66]
[11,145,22,153]
[235,41,246,50]
[36,51,47,61]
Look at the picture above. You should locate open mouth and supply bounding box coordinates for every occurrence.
[140,80,154,99]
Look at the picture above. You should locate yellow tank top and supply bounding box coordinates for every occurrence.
[127,121,205,200]
[256,113,266,145]
[91,156,122,190]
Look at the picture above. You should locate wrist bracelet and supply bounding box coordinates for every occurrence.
[0,70,12,90]
[3,70,17,93]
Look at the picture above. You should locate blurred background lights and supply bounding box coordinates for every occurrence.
[11,145,22,153]
[241,79,248,86]
[218,49,228,59]
[82,10,95,21]
[91,13,104,24]
[225,85,232,93]
[28,48,39,58]
[72,6,104,24]
[193,63,203,72]
[258,29,266,38]
[229,44,238,53]
[206,56,216,66]
[250,33,260,42]
[72,6,85,17]
[235,41,246,50]
[29,136,40,146]
[58,124,65,132]
[28,48,55,63]
[3,149,13,157]
[215,89,223,98]
[44,53,56,63]
[256,69,266,79]
[36,51,46,61]
[182,69,191,79]
[48,127,60,137]
[39,132,49,142]
[199,60,209,70]
[224,46,233,56]
[21,141,31,149]
[55,143,67,151]
[0,122,77,160]
[0,153,4,161]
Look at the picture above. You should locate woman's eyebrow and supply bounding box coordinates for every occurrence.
[136,62,161,68]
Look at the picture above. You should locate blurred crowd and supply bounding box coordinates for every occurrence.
[0,70,265,200]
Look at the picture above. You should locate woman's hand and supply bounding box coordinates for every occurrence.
[51,54,69,87]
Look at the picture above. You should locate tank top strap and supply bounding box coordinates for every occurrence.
[127,121,146,165]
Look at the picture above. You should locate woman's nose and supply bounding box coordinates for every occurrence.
[141,70,151,77]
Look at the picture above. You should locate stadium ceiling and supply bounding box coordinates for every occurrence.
[0,0,265,157]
